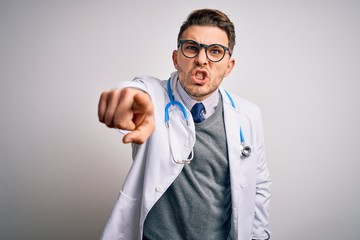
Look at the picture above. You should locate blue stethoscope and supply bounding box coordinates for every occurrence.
[165,78,251,164]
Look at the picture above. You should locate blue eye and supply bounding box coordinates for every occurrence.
[184,44,199,52]
[208,45,224,55]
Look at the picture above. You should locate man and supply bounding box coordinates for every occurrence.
[98,9,271,240]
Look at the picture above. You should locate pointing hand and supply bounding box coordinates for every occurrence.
[98,88,155,144]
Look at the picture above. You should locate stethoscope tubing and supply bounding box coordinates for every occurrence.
[165,77,252,163]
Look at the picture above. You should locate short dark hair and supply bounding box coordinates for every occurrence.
[177,9,236,53]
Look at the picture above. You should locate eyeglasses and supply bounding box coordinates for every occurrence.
[178,39,231,62]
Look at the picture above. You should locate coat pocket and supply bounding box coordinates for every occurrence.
[101,191,141,240]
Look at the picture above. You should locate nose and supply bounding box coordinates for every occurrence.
[195,47,208,66]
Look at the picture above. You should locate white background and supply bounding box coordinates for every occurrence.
[1,0,360,239]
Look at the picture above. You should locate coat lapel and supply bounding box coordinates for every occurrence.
[220,88,252,206]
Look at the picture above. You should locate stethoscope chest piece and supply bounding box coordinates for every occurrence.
[240,127,251,157]
[241,144,252,157]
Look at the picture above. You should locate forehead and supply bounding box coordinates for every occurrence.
[180,25,229,46]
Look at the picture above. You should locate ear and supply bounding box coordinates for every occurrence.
[224,58,235,78]
[172,50,179,70]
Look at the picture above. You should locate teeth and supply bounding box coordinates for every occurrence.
[196,72,204,80]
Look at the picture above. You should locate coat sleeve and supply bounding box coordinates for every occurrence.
[251,110,271,240]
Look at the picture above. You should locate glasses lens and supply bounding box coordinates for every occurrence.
[207,45,226,62]
[180,40,228,62]
[181,41,199,58]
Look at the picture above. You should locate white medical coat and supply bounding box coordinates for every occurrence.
[101,72,271,240]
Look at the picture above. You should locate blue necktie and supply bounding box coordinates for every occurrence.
[191,102,205,123]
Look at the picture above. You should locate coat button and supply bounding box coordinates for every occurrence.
[155,186,164,193]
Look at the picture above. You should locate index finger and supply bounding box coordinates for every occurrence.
[132,91,153,114]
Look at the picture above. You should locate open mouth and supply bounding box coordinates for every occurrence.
[192,69,209,84]
[195,71,205,80]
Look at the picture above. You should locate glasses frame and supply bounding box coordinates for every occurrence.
[177,39,231,62]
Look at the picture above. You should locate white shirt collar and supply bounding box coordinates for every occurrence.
[176,79,219,119]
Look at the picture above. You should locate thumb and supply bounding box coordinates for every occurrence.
[122,115,155,144]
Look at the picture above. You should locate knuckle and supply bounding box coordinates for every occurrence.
[104,119,113,128]
[99,91,106,100]
[120,88,135,98]
[100,90,112,101]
